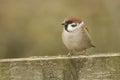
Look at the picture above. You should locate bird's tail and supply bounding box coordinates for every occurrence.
[91,44,95,47]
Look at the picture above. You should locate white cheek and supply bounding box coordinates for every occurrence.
[67,25,77,32]
[66,22,84,32]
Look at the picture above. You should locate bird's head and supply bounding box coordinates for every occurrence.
[61,16,84,32]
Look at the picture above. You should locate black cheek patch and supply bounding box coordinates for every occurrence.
[64,25,70,32]
[64,20,73,32]
[71,24,77,27]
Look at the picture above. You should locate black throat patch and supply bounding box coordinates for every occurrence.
[64,25,70,32]
[64,20,73,32]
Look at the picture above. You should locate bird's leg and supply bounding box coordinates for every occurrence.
[67,50,73,57]
[83,49,86,54]
[80,49,87,55]
[82,49,89,55]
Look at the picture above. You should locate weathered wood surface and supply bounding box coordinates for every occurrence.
[0,53,120,80]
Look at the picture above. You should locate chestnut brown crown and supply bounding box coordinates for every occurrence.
[63,16,82,24]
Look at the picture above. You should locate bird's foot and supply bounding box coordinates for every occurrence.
[82,50,89,56]
[67,51,73,57]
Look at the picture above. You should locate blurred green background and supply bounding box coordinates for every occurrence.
[0,0,120,58]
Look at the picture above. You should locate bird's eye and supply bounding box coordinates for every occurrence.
[71,24,77,27]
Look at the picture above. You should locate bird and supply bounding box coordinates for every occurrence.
[61,16,95,56]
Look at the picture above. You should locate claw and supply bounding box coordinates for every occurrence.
[67,50,73,57]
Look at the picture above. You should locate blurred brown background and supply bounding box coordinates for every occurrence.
[0,0,120,58]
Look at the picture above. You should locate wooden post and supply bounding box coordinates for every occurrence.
[0,53,120,80]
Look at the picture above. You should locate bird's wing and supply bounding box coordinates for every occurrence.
[81,27,95,47]
[81,26,89,33]
[85,27,89,32]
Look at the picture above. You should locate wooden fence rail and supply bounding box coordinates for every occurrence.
[0,53,120,80]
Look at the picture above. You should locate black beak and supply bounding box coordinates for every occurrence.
[61,22,66,25]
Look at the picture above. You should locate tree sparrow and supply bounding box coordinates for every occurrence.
[61,16,95,56]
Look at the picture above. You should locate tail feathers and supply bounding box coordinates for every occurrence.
[91,44,95,47]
